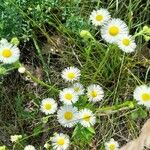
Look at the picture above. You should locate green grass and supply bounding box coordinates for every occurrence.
[0,0,150,149]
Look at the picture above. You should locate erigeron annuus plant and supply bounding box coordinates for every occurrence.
[0,6,150,150]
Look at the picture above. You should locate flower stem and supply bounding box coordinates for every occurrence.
[25,71,59,93]
[96,101,135,115]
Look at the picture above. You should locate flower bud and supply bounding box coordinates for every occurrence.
[0,145,6,150]
[80,30,93,39]
[18,66,26,74]
[44,143,50,149]
[10,37,20,46]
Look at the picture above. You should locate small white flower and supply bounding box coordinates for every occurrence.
[59,88,79,105]
[40,98,57,115]
[24,145,36,150]
[72,83,84,95]
[79,108,96,127]
[57,105,79,128]
[117,35,136,53]
[10,135,22,143]
[18,66,26,73]
[105,138,119,150]
[87,84,104,102]
[133,85,150,108]
[89,8,111,26]
[61,67,81,82]
[0,42,20,64]
[51,133,70,150]
[101,18,128,43]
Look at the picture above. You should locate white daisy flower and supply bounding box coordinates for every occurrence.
[24,145,36,150]
[79,108,96,127]
[87,84,104,102]
[133,85,150,108]
[72,83,85,96]
[59,88,79,105]
[57,105,79,128]
[89,8,111,26]
[101,18,128,43]
[117,35,136,53]
[0,42,20,64]
[51,133,70,150]
[40,98,57,115]
[105,138,119,150]
[61,67,81,82]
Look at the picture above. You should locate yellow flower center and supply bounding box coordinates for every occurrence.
[109,144,115,150]
[64,111,73,120]
[74,87,79,92]
[2,48,12,58]
[57,138,65,145]
[44,103,52,110]
[96,15,103,21]
[67,72,75,79]
[65,93,73,100]
[90,90,97,98]
[109,26,119,36]
[142,93,150,102]
[83,114,90,121]
[122,38,130,46]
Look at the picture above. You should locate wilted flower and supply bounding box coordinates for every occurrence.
[10,135,22,143]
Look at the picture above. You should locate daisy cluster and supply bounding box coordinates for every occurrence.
[89,8,137,53]
[38,66,104,150]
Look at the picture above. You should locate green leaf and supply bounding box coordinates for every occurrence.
[87,127,95,134]
[33,124,43,136]
[72,124,95,145]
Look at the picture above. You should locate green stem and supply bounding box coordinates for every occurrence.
[92,48,110,82]
[25,71,59,93]
[32,36,51,82]
[96,101,135,114]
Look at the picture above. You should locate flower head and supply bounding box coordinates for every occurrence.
[40,98,57,115]
[89,9,111,26]
[105,138,119,150]
[0,42,20,64]
[133,85,150,108]
[61,67,81,82]
[10,135,22,143]
[51,133,70,150]
[117,35,136,53]
[79,108,96,127]
[101,18,128,43]
[72,83,84,96]
[57,105,79,128]
[87,84,104,102]
[59,88,79,105]
[24,145,36,150]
